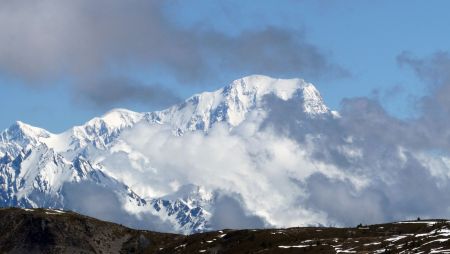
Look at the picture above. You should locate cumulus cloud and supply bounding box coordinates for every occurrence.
[102,120,339,229]
[258,94,441,225]
[99,60,450,230]
[0,0,346,107]
[297,51,450,225]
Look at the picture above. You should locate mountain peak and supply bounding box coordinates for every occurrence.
[2,121,51,142]
[64,108,144,150]
[224,75,327,108]
[147,75,330,132]
[97,108,143,128]
[11,121,50,133]
[225,75,306,100]
[71,108,143,140]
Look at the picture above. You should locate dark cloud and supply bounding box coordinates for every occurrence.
[397,51,450,87]
[0,0,347,108]
[304,159,450,226]
[202,27,350,81]
[397,51,450,150]
[62,182,175,232]
[209,193,266,230]
[304,173,386,226]
[76,77,180,108]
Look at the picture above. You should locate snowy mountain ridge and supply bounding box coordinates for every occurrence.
[0,75,332,233]
[2,75,328,150]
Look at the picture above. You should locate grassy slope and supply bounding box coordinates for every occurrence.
[1,208,450,253]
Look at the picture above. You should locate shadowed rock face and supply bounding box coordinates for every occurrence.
[0,208,181,254]
[1,208,450,254]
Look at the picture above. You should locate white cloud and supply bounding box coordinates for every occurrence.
[97,114,370,228]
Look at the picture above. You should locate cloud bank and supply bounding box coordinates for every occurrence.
[0,0,346,108]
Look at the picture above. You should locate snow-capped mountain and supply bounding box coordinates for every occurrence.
[0,121,51,157]
[0,75,333,233]
[146,75,330,132]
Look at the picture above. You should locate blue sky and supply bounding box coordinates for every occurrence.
[1,0,449,132]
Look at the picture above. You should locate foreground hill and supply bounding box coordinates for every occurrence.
[0,208,180,253]
[1,208,450,253]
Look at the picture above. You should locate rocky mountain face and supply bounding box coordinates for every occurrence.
[0,75,334,233]
[2,207,450,254]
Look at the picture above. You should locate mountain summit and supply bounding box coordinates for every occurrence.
[147,75,330,132]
